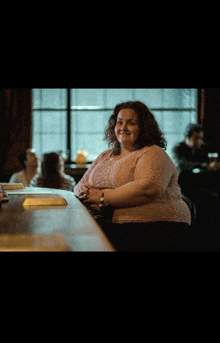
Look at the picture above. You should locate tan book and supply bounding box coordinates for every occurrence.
[0,234,70,251]
[22,194,68,206]
[0,183,25,190]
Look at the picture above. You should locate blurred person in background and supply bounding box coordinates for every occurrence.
[172,123,220,250]
[172,123,220,195]
[172,123,220,176]
[30,152,75,191]
[9,148,39,187]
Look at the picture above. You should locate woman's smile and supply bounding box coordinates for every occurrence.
[119,132,131,135]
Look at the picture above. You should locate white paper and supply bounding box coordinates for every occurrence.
[6,190,53,195]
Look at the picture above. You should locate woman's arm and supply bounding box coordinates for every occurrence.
[81,180,160,207]
[104,179,161,207]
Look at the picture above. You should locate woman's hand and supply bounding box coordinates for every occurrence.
[77,182,89,197]
[78,183,103,204]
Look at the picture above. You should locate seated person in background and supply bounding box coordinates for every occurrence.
[172,123,220,174]
[75,101,191,252]
[172,123,220,247]
[9,148,39,187]
[30,152,76,191]
[172,123,220,194]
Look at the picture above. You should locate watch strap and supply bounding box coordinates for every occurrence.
[100,192,105,205]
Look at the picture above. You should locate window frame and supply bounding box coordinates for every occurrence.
[32,88,199,163]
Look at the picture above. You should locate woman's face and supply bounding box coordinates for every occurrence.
[115,108,140,151]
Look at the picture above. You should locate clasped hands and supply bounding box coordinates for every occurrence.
[207,160,220,171]
[78,183,103,204]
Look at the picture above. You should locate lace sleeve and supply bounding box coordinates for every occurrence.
[134,146,173,193]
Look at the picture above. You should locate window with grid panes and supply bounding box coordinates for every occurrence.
[32,88,197,164]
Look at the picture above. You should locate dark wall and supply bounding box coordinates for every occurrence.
[0,89,32,182]
[202,88,220,153]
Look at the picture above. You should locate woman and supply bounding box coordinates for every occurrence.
[30,152,76,191]
[74,101,191,251]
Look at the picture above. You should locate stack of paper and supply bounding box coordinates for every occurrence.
[22,193,68,206]
[0,183,24,190]
[7,189,52,195]
[0,234,70,251]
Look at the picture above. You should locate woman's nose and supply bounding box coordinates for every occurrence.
[121,123,127,131]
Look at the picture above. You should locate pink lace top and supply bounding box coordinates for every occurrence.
[76,145,191,224]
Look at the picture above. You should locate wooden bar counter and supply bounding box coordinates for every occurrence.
[0,187,115,252]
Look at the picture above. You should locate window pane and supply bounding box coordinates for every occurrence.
[71,110,110,133]
[33,89,41,109]
[162,89,197,108]
[41,133,67,154]
[33,89,67,109]
[34,110,67,134]
[33,133,67,156]
[32,133,41,155]
[33,110,41,133]
[106,89,133,108]
[151,111,164,131]
[163,110,197,133]
[41,111,67,133]
[32,110,67,156]
[71,89,105,107]
[135,89,163,108]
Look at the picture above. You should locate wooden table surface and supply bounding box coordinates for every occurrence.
[0,187,115,252]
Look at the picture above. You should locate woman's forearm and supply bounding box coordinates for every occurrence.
[104,180,161,208]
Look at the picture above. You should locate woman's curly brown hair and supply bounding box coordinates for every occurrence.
[104,101,167,155]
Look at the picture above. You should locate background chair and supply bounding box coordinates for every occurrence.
[181,196,196,227]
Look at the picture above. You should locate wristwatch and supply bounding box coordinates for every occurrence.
[100,193,105,205]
